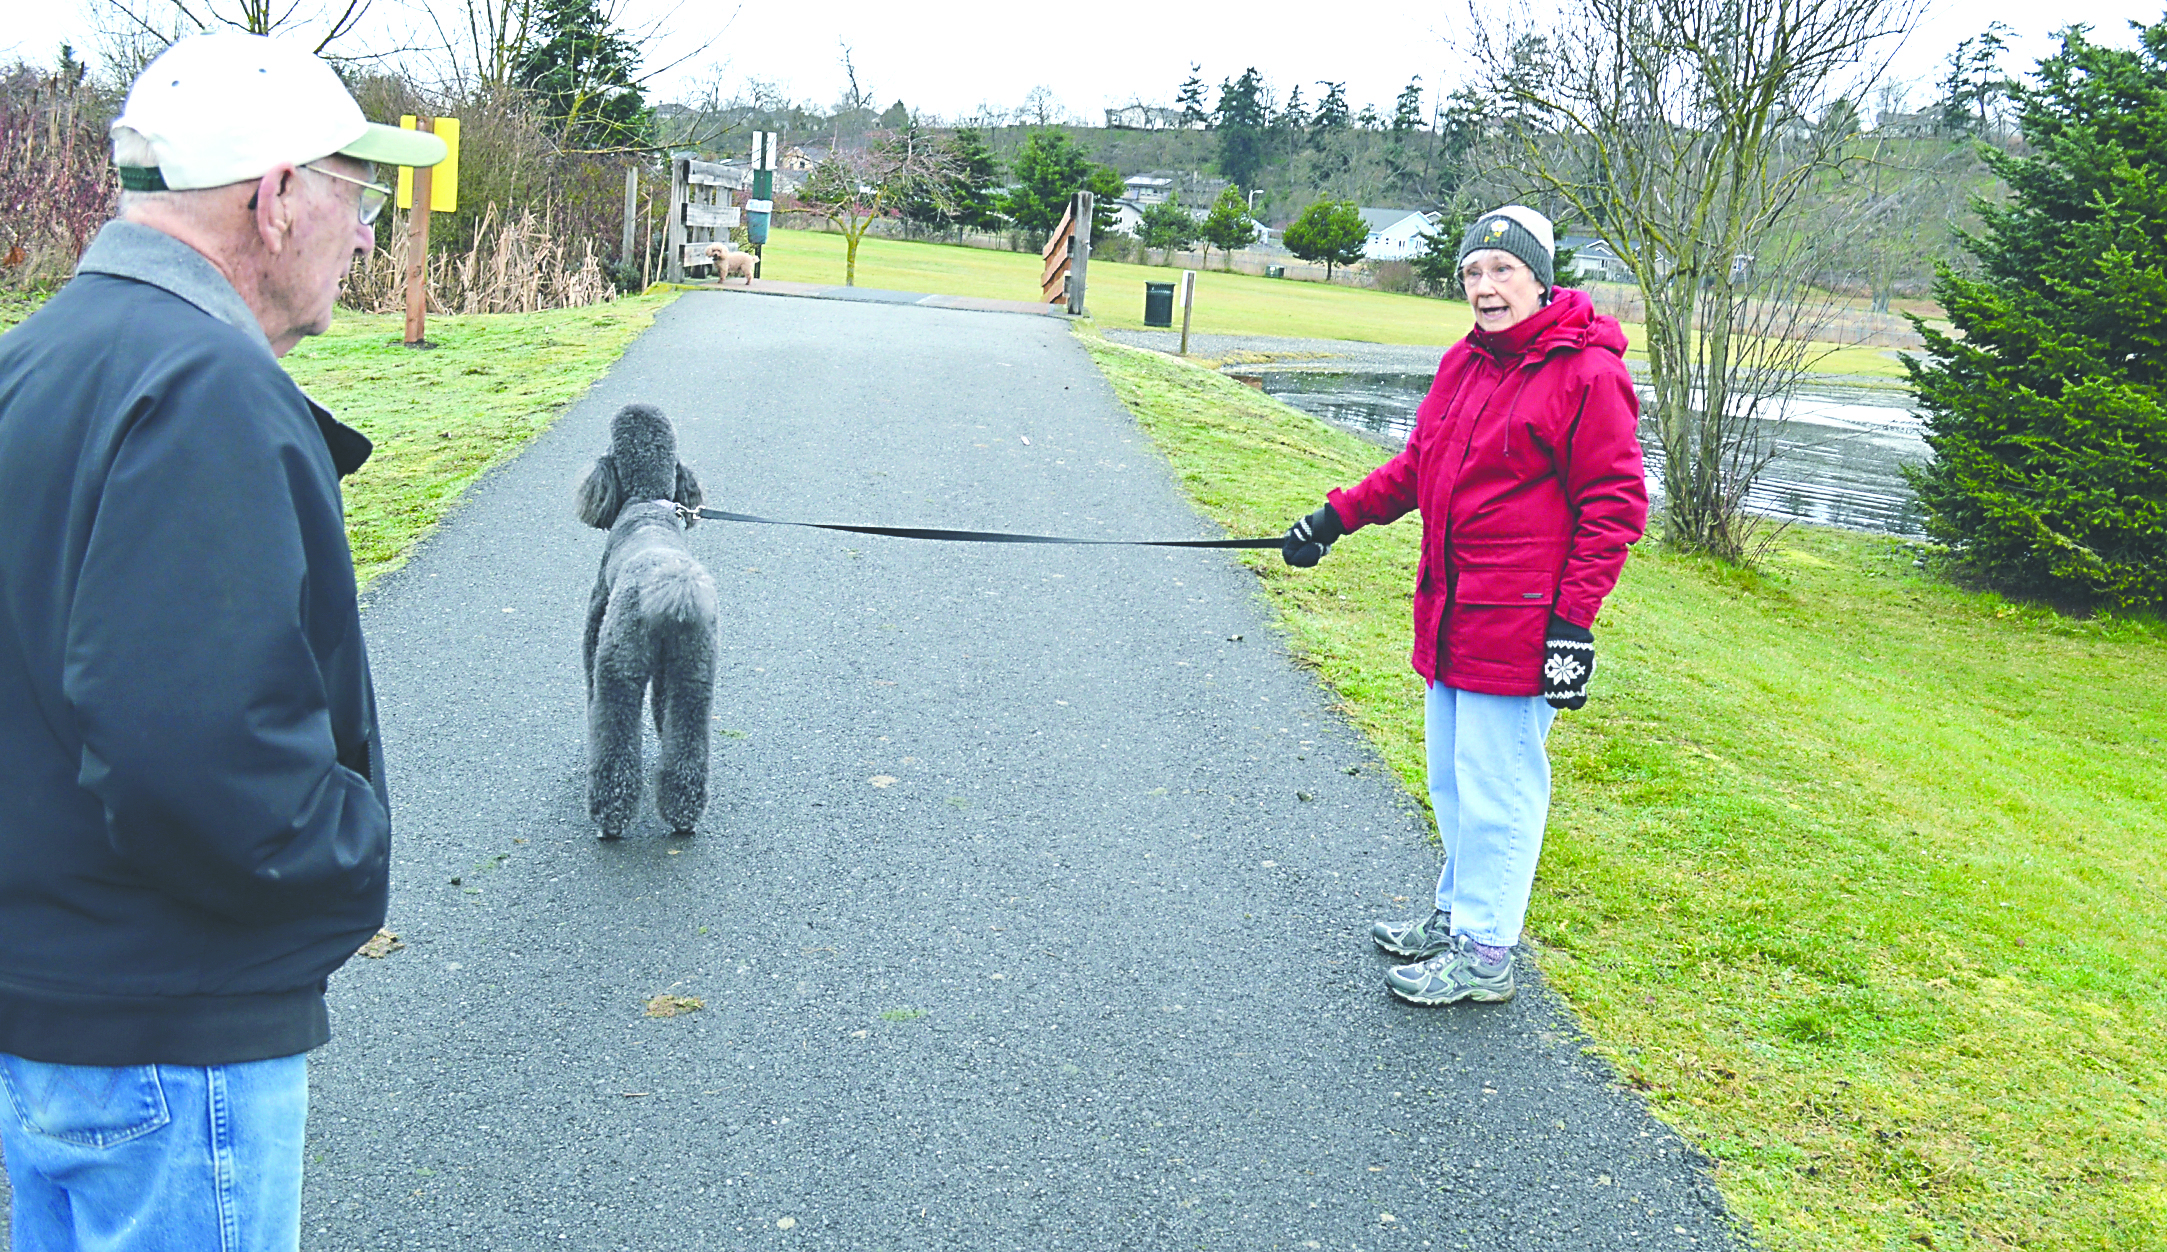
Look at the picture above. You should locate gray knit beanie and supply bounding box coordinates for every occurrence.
[1457,205,1555,291]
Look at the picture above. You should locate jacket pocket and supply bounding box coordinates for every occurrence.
[0,1055,171,1149]
[1453,565,1558,607]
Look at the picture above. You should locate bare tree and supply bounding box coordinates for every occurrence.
[795,127,955,287]
[1470,0,1920,560]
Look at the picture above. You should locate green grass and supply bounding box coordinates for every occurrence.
[1078,326,2167,1252]
[752,228,1909,379]
[281,296,672,588]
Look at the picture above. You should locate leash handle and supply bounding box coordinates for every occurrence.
[688,506,1280,550]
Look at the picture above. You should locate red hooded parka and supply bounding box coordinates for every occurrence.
[1327,287,1649,695]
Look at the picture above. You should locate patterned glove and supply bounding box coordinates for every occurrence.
[1543,616,1596,710]
[1281,503,1345,568]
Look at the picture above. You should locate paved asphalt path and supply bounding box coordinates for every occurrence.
[6,293,1744,1248]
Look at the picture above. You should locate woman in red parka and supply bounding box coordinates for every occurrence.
[1281,205,1647,1006]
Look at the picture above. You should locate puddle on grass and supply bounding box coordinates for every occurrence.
[1254,370,1932,538]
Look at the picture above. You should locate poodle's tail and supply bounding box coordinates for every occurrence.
[637,550,719,630]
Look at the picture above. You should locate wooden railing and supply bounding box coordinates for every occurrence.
[666,158,745,282]
[1039,190,1093,314]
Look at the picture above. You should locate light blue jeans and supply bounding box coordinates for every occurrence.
[0,1052,307,1252]
[1426,682,1558,949]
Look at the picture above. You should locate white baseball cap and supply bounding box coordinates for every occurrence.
[113,32,447,192]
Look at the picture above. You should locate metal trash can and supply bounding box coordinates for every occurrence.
[1143,281,1176,327]
[1266,265,1286,279]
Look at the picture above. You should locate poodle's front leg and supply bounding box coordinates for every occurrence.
[587,593,652,840]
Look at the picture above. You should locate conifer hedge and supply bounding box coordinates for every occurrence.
[1906,20,2167,611]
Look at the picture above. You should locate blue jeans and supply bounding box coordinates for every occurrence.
[1426,683,1558,949]
[0,1052,307,1252]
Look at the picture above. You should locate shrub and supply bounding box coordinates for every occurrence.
[0,58,119,294]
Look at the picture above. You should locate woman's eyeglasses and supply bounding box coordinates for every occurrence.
[1460,261,1526,287]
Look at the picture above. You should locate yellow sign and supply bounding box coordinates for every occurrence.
[395,115,459,213]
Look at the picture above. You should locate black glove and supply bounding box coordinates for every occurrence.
[1543,616,1595,710]
[1281,503,1345,568]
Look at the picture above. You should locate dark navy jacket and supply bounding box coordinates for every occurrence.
[0,221,391,1066]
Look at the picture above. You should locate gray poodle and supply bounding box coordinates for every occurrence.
[573,404,718,839]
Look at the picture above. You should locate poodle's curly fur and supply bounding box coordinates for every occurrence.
[574,404,718,839]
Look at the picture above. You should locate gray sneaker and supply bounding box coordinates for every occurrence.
[1370,908,1454,959]
[1384,935,1516,1005]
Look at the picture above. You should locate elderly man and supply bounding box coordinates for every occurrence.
[0,33,444,1251]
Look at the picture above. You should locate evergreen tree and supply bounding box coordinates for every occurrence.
[878,100,910,130]
[1176,64,1210,128]
[1001,130,1095,235]
[1311,82,1350,133]
[1904,19,2167,611]
[1214,68,1270,189]
[1198,186,1257,269]
[945,127,1003,232]
[1936,23,2013,136]
[512,0,651,149]
[1087,164,1126,239]
[1137,193,1198,259]
[1283,199,1367,280]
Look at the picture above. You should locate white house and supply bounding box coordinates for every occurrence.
[1558,235,1632,283]
[1357,208,1443,260]
[1123,175,1174,205]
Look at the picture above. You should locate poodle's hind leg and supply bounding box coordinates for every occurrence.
[587,588,655,840]
[653,620,717,837]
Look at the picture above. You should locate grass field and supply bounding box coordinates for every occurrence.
[1078,327,2167,1252]
[751,227,1908,379]
[281,295,673,588]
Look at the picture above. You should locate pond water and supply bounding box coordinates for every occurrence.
[1253,371,1933,538]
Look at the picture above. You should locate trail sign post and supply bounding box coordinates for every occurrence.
[1178,269,1196,355]
[396,115,459,347]
[748,131,777,278]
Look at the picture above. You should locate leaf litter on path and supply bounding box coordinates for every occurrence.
[644,994,704,1018]
[358,929,405,958]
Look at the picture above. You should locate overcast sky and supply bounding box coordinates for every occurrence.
[8,0,2160,126]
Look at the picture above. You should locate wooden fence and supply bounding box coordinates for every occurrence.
[665,158,744,282]
[1039,191,1093,314]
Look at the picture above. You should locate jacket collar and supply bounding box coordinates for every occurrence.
[74,220,273,357]
[1467,287,1616,368]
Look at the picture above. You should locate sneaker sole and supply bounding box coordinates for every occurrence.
[1384,980,1515,1006]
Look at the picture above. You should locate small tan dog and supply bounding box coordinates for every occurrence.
[704,244,756,284]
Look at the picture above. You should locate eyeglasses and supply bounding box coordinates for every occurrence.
[1460,261,1527,287]
[304,161,392,226]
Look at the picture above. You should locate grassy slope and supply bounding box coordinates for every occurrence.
[753,227,1906,378]
[1077,328,2167,1252]
[282,296,671,588]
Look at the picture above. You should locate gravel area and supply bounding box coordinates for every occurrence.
[1102,330,1451,374]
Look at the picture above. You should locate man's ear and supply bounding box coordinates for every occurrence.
[253,164,299,254]
[574,455,623,528]
[673,461,704,512]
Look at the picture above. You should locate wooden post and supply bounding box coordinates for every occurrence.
[665,158,687,284]
[620,165,637,266]
[402,117,434,347]
[1067,190,1093,315]
[1178,269,1196,355]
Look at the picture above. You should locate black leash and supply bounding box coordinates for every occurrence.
[688,506,1280,550]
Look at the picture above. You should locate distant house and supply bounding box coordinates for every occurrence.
[1124,175,1174,206]
[1105,105,1194,131]
[1874,110,1941,138]
[1558,235,1632,283]
[1358,208,1443,261]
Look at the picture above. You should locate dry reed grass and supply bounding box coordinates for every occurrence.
[345,204,616,315]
